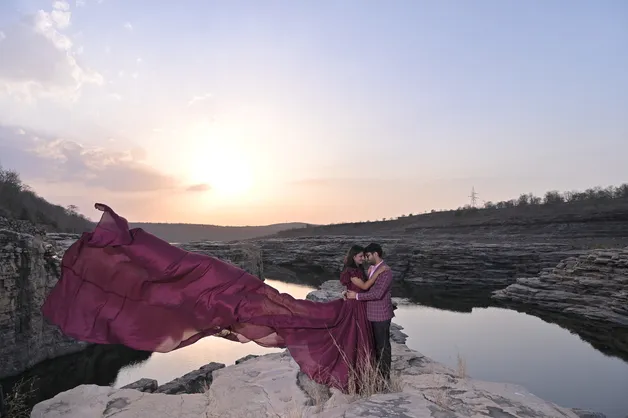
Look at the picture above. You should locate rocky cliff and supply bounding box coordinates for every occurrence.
[30,280,604,418]
[492,247,628,358]
[0,229,87,380]
[493,247,628,326]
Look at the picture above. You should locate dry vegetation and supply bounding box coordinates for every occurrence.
[456,352,467,379]
[0,165,93,233]
[1,377,37,418]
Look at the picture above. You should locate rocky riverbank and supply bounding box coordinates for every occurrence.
[30,280,604,418]
[492,247,628,327]
[492,247,628,361]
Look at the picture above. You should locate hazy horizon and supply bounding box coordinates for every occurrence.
[1,0,626,226]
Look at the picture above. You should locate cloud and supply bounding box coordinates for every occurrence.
[0,1,102,101]
[187,93,213,107]
[186,183,211,192]
[124,22,133,31]
[0,125,201,194]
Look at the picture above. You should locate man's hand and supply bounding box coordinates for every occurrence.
[346,291,357,299]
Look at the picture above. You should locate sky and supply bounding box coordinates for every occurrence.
[0,0,626,225]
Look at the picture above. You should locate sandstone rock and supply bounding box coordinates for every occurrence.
[121,379,158,393]
[30,385,209,418]
[234,354,259,364]
[0,230,87,379]
[30,341,599,418]
[153,362,225,394]
[493,247,628,327]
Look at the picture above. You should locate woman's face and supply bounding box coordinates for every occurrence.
[353,252,365,266]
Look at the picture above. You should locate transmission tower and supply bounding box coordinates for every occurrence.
[469,186,479,207]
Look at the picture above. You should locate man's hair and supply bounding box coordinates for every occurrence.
[364,243,383,258]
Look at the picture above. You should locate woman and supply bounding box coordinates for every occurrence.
[340,245,379,292]
[41,204,375,393]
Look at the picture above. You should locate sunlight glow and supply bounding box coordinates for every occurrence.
[186,122,255,200]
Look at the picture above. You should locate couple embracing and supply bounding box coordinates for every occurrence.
[340,243,394,382]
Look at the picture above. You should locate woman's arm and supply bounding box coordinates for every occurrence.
[350,274,377,290]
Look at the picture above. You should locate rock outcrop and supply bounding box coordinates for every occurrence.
[0,229,87,379]
[492,247,628,361]
[492,247,628,327]
[30,281,604,418]
[256,236,583,296]
[178,241,264,280]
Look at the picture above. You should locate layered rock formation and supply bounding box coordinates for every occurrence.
[255,237,583,296]
[178,241,264,280]
[493,247,628,327]
[30,281,604,418]
[0,229,87,379]
[492,247,628,361]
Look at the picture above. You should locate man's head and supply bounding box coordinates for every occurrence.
[364,243,383,265]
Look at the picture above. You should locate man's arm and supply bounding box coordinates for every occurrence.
[356,270,392,301]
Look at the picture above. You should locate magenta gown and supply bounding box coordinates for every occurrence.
[41,204,374,391]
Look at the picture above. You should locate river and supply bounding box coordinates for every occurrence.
[3,279,627,418]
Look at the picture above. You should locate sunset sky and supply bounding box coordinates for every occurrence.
[0,0,626,225]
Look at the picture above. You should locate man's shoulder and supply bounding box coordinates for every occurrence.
[381,263,392,275]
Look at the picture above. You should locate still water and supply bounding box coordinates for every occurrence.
[108,279,628,418]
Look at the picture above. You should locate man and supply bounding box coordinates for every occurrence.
[345,242,393,381]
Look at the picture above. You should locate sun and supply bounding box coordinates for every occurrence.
[209,165,253,196]
[189,146,254,198]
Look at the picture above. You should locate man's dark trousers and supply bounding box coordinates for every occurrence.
[371,319,392,380]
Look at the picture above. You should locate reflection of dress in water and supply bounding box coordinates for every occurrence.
[41,204,374,391]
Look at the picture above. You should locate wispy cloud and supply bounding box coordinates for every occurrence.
[0,125,204,194]
[0,1,102,101]
[186,183,211,192]
[187,93,213,107]
[124,22,133,31]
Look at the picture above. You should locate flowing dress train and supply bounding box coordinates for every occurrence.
[41,204,374,391]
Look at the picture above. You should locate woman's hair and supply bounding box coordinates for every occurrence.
[343,245,365,269]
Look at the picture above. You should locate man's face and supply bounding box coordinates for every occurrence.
[365,252,376,265]
[353,252,365,265]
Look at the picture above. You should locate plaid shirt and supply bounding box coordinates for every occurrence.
[356,263,394,322]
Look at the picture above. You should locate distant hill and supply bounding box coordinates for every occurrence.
[274,184,628,238]
[129,222,311,243]
[0,165,93,233]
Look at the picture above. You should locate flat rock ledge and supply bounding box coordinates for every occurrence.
[31,281,604,418]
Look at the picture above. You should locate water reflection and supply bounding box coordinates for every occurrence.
[0,344,150,413]
[393,305,628,418]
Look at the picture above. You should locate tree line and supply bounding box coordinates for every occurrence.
[0,165,93,233]
[469,183,628,211]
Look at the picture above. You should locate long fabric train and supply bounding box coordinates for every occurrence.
[41,204,374,390]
